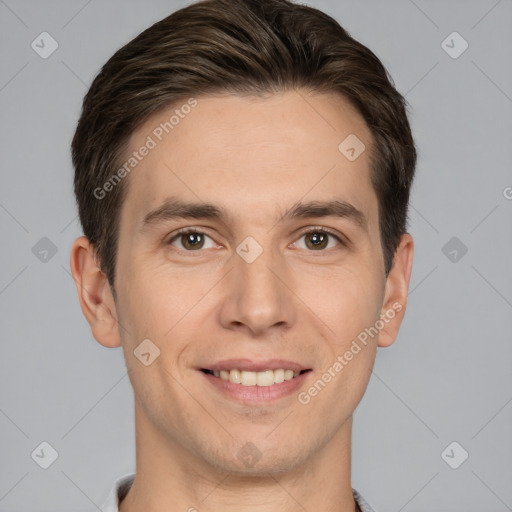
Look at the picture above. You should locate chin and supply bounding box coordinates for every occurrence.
[199,435,316,476]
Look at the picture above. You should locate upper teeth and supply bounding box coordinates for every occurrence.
[213,369,300,386]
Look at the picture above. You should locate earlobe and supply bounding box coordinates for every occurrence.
[70,236,122,348]
[377,233,414,348]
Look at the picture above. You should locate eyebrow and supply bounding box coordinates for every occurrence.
[140,198,368,232]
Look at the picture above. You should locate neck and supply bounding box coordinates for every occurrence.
[119,402,357,512]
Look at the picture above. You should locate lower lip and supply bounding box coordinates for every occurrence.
[200,371,311,403]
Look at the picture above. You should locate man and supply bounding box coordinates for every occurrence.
[70,0,415,510]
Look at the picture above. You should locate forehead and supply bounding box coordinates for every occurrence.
[119,90,377,229]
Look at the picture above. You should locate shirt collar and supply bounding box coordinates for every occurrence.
[100,473,377,512]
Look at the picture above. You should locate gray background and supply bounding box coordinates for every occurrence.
[0,0,511,511]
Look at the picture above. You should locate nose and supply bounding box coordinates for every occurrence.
[218,244,296,337]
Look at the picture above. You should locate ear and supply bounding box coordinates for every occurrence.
[70,236,122,348]
[377,233,414,348]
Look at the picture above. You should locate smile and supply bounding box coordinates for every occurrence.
[201,368,311,387]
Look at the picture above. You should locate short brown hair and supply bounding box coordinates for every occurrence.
[72,0,416,290]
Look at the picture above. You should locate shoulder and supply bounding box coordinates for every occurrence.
[100,473,135,512]
[353,487,378,512]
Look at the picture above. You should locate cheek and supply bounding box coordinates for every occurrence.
[305,270,381,411]
[115,263,219,387]
[115,271,196,410]
[298,264,382,340]
[117,260,205,338]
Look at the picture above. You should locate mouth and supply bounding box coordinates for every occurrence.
[198,359,313,403]
[200,368,312,387]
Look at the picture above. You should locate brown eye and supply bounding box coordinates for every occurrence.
[295,229,343,251]
[180,232,204,250]
[168,229,216,251]
[305,231,329,250]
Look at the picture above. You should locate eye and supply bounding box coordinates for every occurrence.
[293,228,344,251]
[167,227,345,253]
[168,228,217,251]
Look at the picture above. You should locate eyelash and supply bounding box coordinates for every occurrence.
[167,226,345,252]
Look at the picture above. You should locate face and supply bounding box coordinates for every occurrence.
[108,90,398,474]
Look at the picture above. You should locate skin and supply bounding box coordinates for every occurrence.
[71,89,413,512]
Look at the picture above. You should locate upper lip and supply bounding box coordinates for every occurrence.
[202,359,310,372]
